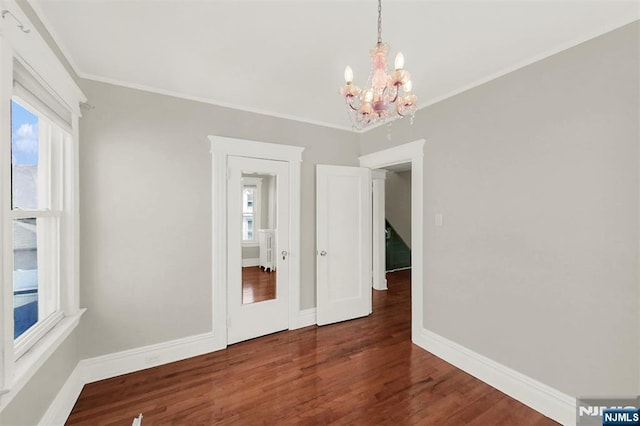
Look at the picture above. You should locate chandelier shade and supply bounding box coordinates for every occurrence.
[340,0,417,130]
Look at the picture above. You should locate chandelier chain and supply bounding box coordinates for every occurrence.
[377,0,382,44]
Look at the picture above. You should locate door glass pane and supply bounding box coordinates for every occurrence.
[242,174,277,304]
[243,216,254,241]
[243,187,254,213]
[11,100,39,210]
[13,218,38,339]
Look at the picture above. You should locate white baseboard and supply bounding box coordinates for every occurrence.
[294,308,316,329]
[38,365,85,426]
[413,328,576,426]
[80,332,223,384]
[373,278,388,291]
[39,332,224,425]
[242,258,259,267]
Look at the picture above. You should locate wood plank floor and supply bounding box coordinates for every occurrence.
[242,266,276,304]
[66,270,557,425]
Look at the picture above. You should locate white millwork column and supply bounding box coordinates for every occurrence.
[372,169,387,291]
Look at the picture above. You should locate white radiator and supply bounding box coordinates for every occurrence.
[258,229,275,272]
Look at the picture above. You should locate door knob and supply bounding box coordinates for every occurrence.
[320,250,327,256]
[281,250,288,260]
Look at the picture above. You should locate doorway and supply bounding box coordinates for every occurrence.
[359,139,425,342]
[210,136,304,349]
[382,162,412,272]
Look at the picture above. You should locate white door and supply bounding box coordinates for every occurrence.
[227,156,290,344]
[316,165,372,326]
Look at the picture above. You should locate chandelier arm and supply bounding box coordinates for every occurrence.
[346,96,360,111]
[387,85,399,104]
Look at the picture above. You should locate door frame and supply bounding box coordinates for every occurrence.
[209,136,304,348]
[359,139,425,343]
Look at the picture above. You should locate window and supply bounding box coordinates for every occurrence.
[241,177,262,244]
[0,6,85,404]
[10,98,68,357]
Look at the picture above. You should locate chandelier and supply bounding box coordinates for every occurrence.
[340,0,417,130]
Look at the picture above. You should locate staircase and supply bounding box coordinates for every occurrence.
[385,220,411,271]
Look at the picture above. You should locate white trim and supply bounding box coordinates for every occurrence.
[210,136,304,348]
[211,148,228,348]
[413,328,576,426]
[294,308,317,329]
[69,72,355,132]
[78,332,221,385]
[0,308,84,412]
[386,266,412,273]
[23,0,84,78]
[0,37,14,393]
[210,135,304,162]
[359,139,425,343]
[242,258,259,267]
[38,363,84,426]
[38,331,223,426]
[371,169,387,291]
[1,0,86,113]
[14,311,64,359]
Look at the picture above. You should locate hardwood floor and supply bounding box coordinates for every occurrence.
[242,266,276,304]
[66,270,557,425]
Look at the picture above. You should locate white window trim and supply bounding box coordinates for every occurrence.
[10,98,66,359]
[241,177,262,247]
[0,0,86,411]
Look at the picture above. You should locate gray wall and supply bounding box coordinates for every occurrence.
[77,80,359,358]
[359,22,639,397]
[385,170,412,248]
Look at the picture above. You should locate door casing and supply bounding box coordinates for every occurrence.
[359,139,425,342]
[210,136,304,349]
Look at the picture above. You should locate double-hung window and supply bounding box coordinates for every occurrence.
[10,96,68,358]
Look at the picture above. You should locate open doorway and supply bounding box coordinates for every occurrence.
[359,139,425,343]
[382,162,412,273]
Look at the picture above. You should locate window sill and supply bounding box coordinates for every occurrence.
[0,308,85,410]
[242,242,259,248]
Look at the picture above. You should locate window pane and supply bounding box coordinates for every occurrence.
[11,100,39,210]
[243,216,255,241]
[243,187,254,213]
[13,218,38,339]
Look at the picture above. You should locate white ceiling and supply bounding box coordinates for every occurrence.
[30,0,639,131]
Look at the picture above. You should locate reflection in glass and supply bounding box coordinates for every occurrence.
[13,218,38,338]
[11,100,40,210]
[242,187,255,241]
[241,173,277,304]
